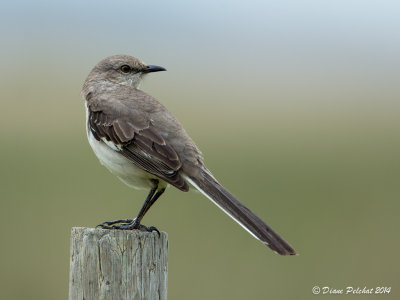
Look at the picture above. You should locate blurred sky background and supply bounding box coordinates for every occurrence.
[0,1,399,299]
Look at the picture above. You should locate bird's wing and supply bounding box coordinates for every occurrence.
[87,100,189,191]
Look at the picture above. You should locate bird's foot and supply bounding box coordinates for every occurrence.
[97,219,160,235]
[97,218,133,228]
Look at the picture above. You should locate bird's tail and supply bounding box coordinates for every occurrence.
[185,168,297,256]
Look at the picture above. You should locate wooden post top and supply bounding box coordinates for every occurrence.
[69,227,168,300]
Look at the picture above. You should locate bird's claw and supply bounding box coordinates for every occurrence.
[96,219,160,235]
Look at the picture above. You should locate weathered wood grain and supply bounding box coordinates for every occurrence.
[69,227,168,300]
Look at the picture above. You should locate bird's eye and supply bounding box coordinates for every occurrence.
[120,65,132,73]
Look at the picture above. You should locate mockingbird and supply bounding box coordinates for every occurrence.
[83,54,296,255]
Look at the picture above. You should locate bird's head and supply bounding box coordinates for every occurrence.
[88,54,166,88]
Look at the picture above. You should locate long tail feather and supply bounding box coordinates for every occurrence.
[186,169,297,256]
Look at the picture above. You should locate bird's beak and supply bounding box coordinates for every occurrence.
[142,65,166,73]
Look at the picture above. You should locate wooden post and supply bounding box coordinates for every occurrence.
[69,227,168,300]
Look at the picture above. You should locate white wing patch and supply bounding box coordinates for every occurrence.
[101,137,122,151]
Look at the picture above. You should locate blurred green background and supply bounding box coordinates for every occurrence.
[1,1,399,299]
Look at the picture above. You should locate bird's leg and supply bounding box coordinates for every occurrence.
[97,186,156,230]
[97,180,166,234]
[136,187,166,222]
[124,187,166,233]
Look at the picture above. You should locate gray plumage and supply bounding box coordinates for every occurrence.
[83,54,296,256]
